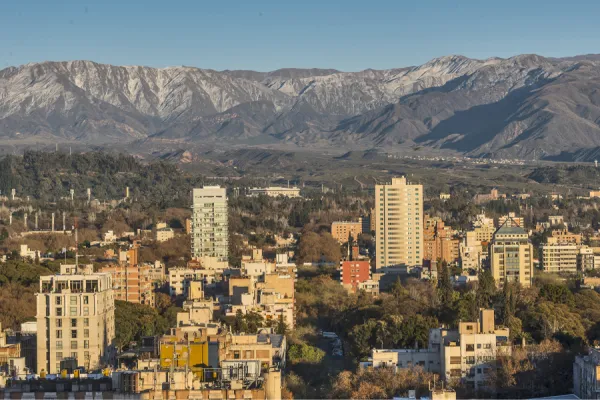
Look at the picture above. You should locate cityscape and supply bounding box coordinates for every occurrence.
[2,153,600,399]
[2,0,600,398]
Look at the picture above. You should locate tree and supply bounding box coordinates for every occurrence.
[275,315,288,335]
[438,263,453,305]
[476,268,496,308]
[288,343,326,364]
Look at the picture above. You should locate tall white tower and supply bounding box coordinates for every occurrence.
[191,187,228,264]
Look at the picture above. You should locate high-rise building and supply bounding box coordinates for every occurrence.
[35,265,115,374]
[375,176,423,269]
[191,187,228,263]
[489,226,534,288]
[540,242,578,274]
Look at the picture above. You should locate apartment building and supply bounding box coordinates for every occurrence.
[155,227,175,242]
[168,268,213,297]
[489,226,534,288]
[375,176,423,269]
[226,272,295,329]
[191,186,228,264]
[574,347,600,399]
[547,229,581,245]
[35,265,115,374]
[578,246,596,271]
[362,309,509,391]
[331,221,363,244]
[340,260,371,293]
[541,242,578,274]
[423,216,460,265]
[100,264,155,306]
[441,309,510,390]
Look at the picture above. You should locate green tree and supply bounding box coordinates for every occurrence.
[477,268,496,308]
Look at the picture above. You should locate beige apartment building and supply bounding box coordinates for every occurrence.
[36,265,115,374]
[541,242,578,274]
[248,186,301,198]
[489,226,534,288]
[375,176,423,269]
[191,186,228,263]
[331,220,363,244]
[441,309,511,390]
[498,213,524,228]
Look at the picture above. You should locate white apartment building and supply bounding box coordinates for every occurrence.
[375,176,423,269]
[541,242,578,274]
[191,187,228,263]
[35,264,115,374]
[578,246,596,271]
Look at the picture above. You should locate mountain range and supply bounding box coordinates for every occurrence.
[1,54,600,160]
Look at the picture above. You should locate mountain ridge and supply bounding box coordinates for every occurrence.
[1,54,600,161]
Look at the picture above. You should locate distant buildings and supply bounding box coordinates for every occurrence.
[99,249,164,306]
[191,187,228,265]
[489,225,534,288]
[35,264,115,374]
[423,215,459,265]
[248,186,301,198]
[19,244,40,260]
[375,177,423,270]
[474,188,503,204]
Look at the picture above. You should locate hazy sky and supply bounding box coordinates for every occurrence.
[1,0,599,71]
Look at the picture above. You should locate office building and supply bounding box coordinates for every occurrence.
[489,226,534,288]
[35,265,115,374]
[375,176,423,270]
[191,187,228,264]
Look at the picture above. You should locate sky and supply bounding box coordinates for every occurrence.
[1,0,599,72]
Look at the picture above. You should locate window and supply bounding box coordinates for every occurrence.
[84,329,89,338]
[70,307,77,316]
[56,297,62,305]
[84,318,89,327]
[56,308,63,316]
[71,319,77,327]
[84,352,90,360]
[450,356,461,365]
[70,296,77,306]
[71,352,77,359]
[466,344,475,352]
[56,341,63,350]
[56,352,63,360]
[465,356,475,364]
[83,307,89,316]
[83,296,89,305]
[84,340,89,349]
[234,351,240,359]
[56,330,62,339]
[71,330,77,339]
[477,344,481,349]
[56,319,62,328]
[71,341,78,349]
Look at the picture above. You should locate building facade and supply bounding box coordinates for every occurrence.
[248,187,301,198]
[541,242,578,274]
[375,177,423,269]
[191,187,228,263]
[35,265,115,374]
[489,226,534,288]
